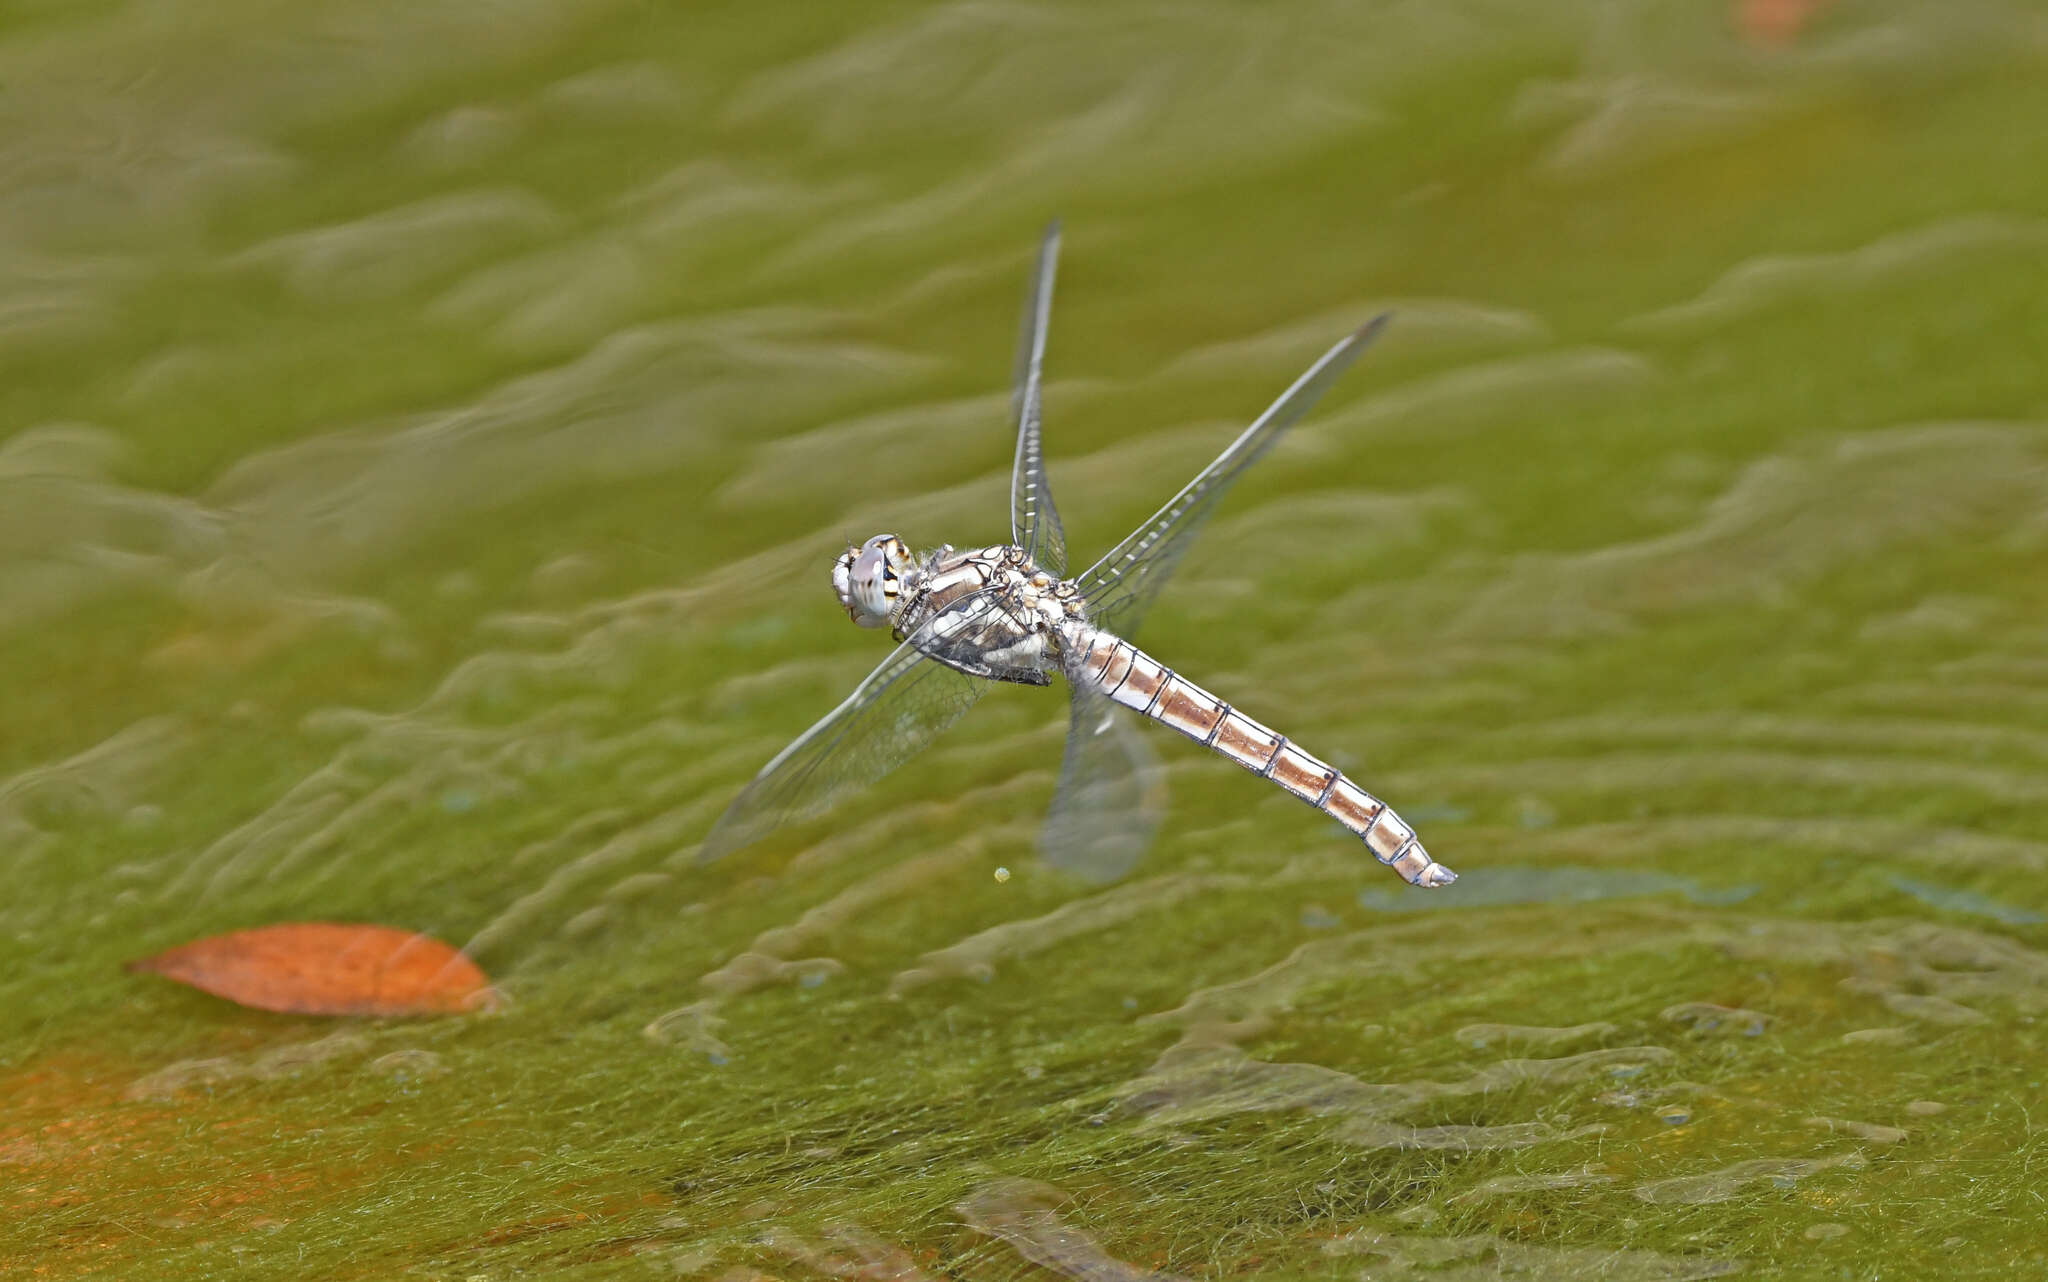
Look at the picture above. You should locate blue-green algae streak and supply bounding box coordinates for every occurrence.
[3,2,2046,1278]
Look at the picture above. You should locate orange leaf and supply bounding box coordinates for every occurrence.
[1736,0,1834,49]
[127,923,501,1016]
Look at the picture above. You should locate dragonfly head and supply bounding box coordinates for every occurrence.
[834,534,912,629]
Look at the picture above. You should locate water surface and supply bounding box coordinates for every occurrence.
[4,2,2047,1277]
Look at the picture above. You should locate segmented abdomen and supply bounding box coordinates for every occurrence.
[1071,630,1455,887]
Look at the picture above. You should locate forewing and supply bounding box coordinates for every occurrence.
[701,598,1010,861]
[1009,220,1068,578]
[1075,315,1389,638]
[1037,680,1166,883]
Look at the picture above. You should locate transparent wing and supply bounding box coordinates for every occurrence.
[1074,315,1390,638]
[701,594,1011,861]
[1038,679,1166,884]
[1009,220,1068,578]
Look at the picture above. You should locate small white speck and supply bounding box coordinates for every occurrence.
[993,866,1011,883]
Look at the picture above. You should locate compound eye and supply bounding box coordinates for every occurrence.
[846,545,894,626]
[852,544,887,587]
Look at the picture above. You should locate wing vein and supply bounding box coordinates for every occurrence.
[1009,219,1068,577]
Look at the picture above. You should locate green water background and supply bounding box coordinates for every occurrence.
[4,1,2047,1277]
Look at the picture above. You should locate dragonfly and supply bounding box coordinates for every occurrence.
[703,223,1454,889]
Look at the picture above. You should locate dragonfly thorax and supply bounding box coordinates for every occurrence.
[835,537,1089,673]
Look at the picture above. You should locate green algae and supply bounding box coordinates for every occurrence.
[4,2,2048,1278]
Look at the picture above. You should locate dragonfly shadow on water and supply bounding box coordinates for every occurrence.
[1356,864,1758,913]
